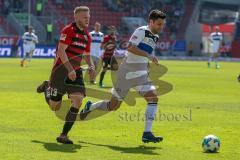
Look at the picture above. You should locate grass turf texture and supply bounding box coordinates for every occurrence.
[0,58,239,160]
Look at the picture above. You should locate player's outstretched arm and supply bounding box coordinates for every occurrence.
[128,43,159,65]
[83,53,95,78]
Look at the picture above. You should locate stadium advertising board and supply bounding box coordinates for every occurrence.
[156,40,186,51]
[0,45,56,58]
[0,46,12,57]
[32,45,56,58]
[0,40,186,58]
[0,36,20,46]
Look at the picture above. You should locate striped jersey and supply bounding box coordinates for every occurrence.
[209,32,223,51]
[102,35,117,59]
[89,30,104,57]
[54,22,91,69]
[127,25,159,63]
[22,32,38,45]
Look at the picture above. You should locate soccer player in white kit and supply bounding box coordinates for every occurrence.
[80,10,166,143]
[89,22,104,84]
[20,26,38,67]
[208,26,223,69]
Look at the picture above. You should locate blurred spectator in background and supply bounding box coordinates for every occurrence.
[188,41,194,56]
[36,0,43,16]
[55,0,64,8]
[3,0,10,15]
[220,42,231,57]
[46,23,53,42]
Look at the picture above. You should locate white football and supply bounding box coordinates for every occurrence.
[202,135,220,153]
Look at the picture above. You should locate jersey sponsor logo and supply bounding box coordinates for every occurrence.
[60,34,67,41]
[143,37,156,47]
[72,41,87,48]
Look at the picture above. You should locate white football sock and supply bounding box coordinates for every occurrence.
[90,100,109,111]
[144,103,158,132]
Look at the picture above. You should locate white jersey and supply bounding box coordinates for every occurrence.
[127,25,159,64]
[22,32,38,46]
[90,31,104,57]
[22,32,38,54]
[209,32,223,53]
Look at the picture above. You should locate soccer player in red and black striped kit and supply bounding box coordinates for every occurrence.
[36,6,95,144]
[99,26,118,87]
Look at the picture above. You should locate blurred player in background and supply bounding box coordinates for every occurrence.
[20,26,38,67]
[89,22,104,84]
[36,6,94,144]
[80,10,166,143]
[99,25,118,87]
[208,26,223,69]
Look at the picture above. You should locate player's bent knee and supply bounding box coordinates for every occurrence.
[69,94,83,108]
[145,93,158,103]
[151,96,158,103]
[108,99,121,111]
[72,100,82,108]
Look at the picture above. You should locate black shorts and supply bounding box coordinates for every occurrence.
[49,65,85,101]
[102,57,118,70]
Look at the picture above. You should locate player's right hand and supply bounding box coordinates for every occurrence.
[148,55,159,65]
[152,56,159,65]
[68,70,76,81]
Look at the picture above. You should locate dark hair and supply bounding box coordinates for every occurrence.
[148,10,166,21]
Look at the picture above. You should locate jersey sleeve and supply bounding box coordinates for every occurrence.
[129,28,145,46]
[220,33,223,41]
[102,36,108,44]
[33,34,39,43]
[22,33,26,40]
[101,33,104,42]
[59,27,73,45]
[89,32,93,39]
[209,33,213,42]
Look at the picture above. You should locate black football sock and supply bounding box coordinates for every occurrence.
[62,107,79,135]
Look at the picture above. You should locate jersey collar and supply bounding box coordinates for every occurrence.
[146,25,159,38]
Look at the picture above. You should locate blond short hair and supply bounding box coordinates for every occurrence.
[74,6,90,14]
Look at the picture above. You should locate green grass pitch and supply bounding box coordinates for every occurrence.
[0,58,239,160]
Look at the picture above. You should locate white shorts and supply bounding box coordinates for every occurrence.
[111,60,155,101]
[23,43,35,54]
[209,44,220,53]
[91,49,102,58]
